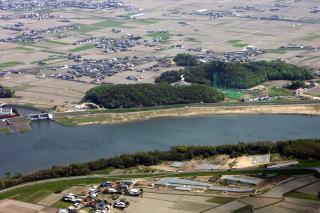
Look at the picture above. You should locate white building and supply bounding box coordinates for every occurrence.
[0,106,13,116]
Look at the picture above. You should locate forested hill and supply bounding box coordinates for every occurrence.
[157,61,314,89]
[84,84,224,109]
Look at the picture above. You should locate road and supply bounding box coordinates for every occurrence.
[52,101,320,118]
[0,167,319,195]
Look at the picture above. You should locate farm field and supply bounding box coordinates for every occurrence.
[0,0,319,108]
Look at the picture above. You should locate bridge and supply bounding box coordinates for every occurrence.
[27,113,53,120]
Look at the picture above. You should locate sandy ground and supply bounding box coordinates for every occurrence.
[122,192,217,213]
[259,176,319,198]
[296,181,320,196]
[1,73,94,109]
[238,197,282,209]
[0,199,58,213]
[54,103,320,126]
[255,199,319,213]
[202,200,246,213]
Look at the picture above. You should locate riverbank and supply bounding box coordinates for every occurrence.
[0,117,31,134]
[53,103,320,126]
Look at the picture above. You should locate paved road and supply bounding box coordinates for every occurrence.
[0,167,319,195]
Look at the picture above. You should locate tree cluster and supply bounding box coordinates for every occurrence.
[84,84,224,109]
[1,139,319,190]
[155,71,182,83]
[159,60,314,89]
[173,53,198,66]
[286,80,306,90]
[0,85,14,98]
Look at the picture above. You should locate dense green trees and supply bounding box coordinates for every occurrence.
[0,85,14,98]
[1,139,319,189]
[287,80,306,90]
[158,60,314,89]
[173,53,198,66]
[84,84,224,108]
[155,71,181,83]
[276,139,320,159]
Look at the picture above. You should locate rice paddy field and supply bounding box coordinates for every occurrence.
[0,0,319,108]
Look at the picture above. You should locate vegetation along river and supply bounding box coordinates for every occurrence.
[0,114,320,175]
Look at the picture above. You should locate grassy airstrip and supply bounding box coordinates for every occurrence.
[301,33,320,41]
[0,62,25,68]
[69,44,95,52]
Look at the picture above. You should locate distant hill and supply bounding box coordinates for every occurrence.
[156,60,314,89]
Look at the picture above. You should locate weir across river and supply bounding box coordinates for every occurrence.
[26,113,53,120]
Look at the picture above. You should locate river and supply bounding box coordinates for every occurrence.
[0,114,319,175]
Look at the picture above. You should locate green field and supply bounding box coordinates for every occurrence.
[92,20,124,28]
[46,40,70,45]
[284,191,320,201]
[268,87,292,97]
[69,44,95,52]
[146,32,175,38]
[0,62,25,68]
[300,56,320,63]
[266,50,287,54]
[233,43,249,48]
[227,40,242,43]
[138,19,158,24]
[16,47,34,51]
[18,41,35,46]
[40,49,66,55]
[297,160,320,167]
[301,33,320,41]
[51,200,72,208]
[0,178,110,202]
[232,205,253,213]
[218,89,247,99]
[206,197,235,204]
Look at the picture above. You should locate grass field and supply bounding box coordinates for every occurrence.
[0,61,25,68]
[284,191,320,201]
[218,89,247,99]
[92,20,124,28]
[227,40,242,43]
[300,55,320,62]
[297,160,320,167]
[206,197,235,204]
[51,200,72,208]
[266,50,287,54]
[46,40,70,45]
[233,43,249,48]
[146,32,175,38]
[301,33,320,41]
[138,19,158,24]
[18,41,35,46]
[268,87,292,97]
[31,57,63,64]
[0,178,110,202]
[232,205,253,213]
[69,44,95,52]
[40,49,66,55]
[16,47,34,51]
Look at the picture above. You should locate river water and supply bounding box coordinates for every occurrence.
[0,114,319,175]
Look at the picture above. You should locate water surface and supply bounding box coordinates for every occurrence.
[0,114,319,175]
